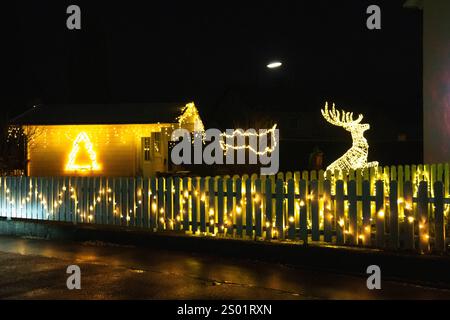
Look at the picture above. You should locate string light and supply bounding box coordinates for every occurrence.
[321,102,378,172]
[218,125,278,156]
[177,102,205,134]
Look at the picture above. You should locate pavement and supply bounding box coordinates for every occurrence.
[0,235,450,299]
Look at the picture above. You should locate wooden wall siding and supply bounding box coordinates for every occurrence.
[1,163,449,254]
[26,124,174,177]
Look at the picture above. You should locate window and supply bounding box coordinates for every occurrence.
[153,132,161,155]
[143,137,151,161]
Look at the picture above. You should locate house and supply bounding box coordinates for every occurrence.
[9,102,204,177]
[405,0,450,163]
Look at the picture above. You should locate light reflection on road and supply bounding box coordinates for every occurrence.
[0,236,449,300]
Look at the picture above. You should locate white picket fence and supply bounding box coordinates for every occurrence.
[0,164,449,254]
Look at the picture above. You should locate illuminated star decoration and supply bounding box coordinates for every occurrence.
[321,102,378,172]
[65,132,101,171]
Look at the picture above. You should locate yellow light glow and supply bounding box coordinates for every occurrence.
[378,210,385,218]
[267,62,282,69]
[178,102,205,133]
[321,102,378,172]
[219,125,278,156]
[407,216,414,224]
[65,132,101,172]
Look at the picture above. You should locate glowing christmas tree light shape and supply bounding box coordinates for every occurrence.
[178,102,205,133]
[65,132,101,171]
[321,102,378,172]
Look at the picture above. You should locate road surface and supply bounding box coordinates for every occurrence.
[0,235,449,299]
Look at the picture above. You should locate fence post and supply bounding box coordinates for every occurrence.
[236,178,243,237]
[375,180,385,248]
[114,178,121,226]
[310,180,319,241]
[362,180,371,246]
[157,177,165,230]
[348,180,357,245]
[403,181,415,250]
[150,177,157,230]
[245,177,253,238]
[217,177,224,234]
[287,179,295,240]
[93,177,99,224]
[142,178,150,229]
[10,177,16,220]
[418,181,430,253]
[120,177,128,226]
[182,177,190,232]
[323,179,332,243]
[166,177,173,230]
[298,179,308,244]
[226,177,234,236]
[70,177,77,224]
[129,177,136,227]
[208,177,215,234]
[389,180,399,249]
[336,180,345,245]
[199,177,206,233]
[433,181,445,253]
[265,178,272,240]
[37,177,43,220]
[445,163,450,197]
[191,177,199,234]
[173,177,180,231]
[254,178,262,239]
[275,179,284,239]
[21,176,28,220]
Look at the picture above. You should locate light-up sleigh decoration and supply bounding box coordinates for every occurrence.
[321,102,378,172]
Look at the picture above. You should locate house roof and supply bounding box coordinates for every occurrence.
[10,103,188,125]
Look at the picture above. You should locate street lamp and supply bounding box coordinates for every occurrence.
[266,61,282,69]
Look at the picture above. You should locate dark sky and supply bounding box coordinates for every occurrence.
[5,0,423,162]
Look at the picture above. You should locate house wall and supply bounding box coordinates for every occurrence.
[26,124,175,177]
[423,0,450,163]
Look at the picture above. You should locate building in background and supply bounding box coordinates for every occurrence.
[406,0,450,162]
[9,103,203,177]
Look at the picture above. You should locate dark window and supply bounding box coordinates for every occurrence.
[153,132,161,154]
[143,137,151,161]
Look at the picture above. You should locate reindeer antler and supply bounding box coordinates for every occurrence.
[321,102,363,127]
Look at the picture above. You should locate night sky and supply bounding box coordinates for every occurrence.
[5,0,423,166]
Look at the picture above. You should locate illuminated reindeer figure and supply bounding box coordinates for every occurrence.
[321,102,378,172]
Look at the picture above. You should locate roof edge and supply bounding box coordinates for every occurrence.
[403,0,424,9]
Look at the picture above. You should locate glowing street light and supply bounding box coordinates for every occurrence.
[266,61,282,69]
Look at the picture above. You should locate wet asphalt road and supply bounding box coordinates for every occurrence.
[0,235,449,300]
